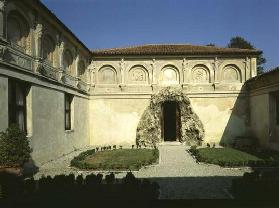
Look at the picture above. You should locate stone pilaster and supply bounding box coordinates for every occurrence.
[150,59,157,91]
[244,57,250,81]
[182,58,189,83]
[34,22,43,73]
[58,35,64,69]
[88,61,96,86]
[119,58,125,84]
[0,0,7,43]
[58,35,65,82]
[34,23,43,58]
[75,48,79,77]
[151,59,156,84]
[251,57,257,78]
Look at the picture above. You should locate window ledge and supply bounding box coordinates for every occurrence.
[65,129,74,134]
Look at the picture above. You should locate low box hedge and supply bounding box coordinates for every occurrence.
[189,146,279,167]
[71,148,159,171]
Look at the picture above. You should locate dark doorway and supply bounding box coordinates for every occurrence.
[162,101,180,141]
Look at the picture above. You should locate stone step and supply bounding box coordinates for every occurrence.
[158,141,183,146]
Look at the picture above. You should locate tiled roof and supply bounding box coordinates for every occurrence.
[91,44,261,56]
[247,66,279,83]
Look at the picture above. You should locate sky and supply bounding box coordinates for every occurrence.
[41,0,279,70]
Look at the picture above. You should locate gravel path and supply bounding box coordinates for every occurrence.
[34,144,251,199]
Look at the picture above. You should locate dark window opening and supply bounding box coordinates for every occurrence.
[276,95,279,125]
[162,101,180,141]
[65,94,73,130]
[8,79,28,134]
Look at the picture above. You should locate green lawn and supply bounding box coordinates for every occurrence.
[189,147,279,167]
[71,148,159,170]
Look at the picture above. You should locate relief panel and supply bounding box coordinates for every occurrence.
[128,66,148,84]
[192,66,210,83]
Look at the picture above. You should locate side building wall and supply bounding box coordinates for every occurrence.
[31,85,90,165]
[0,68,90,165]
[247,71,279,150]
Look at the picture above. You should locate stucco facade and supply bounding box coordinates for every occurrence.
[0,0,276,166]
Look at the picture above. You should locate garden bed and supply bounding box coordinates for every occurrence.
[71,148,159,170]
[189,147,279,167]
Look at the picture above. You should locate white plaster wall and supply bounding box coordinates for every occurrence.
[89,98,150,146]
[190,96,248,145]
[250,94,270,146]
[89,95,248,146]
[30,85,89,165]
[0,75,8,131]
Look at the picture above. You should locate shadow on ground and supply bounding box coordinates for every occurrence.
[147,176,239,199]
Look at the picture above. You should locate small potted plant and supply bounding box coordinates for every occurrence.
[0,125,32,176]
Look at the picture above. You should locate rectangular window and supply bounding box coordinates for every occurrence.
[65,93,73,130]
[8,79,28,133]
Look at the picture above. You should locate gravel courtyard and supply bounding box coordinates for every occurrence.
[34,144,251,199]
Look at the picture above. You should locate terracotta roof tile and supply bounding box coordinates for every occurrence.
[91,44,261,56]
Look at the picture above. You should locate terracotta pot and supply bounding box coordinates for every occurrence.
[0,166,23,176]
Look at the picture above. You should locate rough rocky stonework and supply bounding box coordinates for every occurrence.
[136,87,205,146]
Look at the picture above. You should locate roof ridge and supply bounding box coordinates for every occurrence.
[91,43,260,52]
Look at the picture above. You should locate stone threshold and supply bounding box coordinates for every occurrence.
[158,141,184,146]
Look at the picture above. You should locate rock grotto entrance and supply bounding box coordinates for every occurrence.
[161,101,181,141]
[136,87,205,146]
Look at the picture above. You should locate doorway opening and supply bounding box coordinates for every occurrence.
[161,101,181,141]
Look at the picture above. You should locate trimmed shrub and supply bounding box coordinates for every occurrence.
[190,147,279,167]
[0,125,32,167]
[71,148,159,170]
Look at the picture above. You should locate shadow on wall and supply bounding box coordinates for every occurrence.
[219,84,255,147]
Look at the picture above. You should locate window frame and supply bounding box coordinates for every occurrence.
[8,79,28,134]
[65,93,73,131]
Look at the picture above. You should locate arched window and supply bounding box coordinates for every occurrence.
[222,65,241,83]
[78,60,86,80]
[42,35,55,66]
[98,66,117,84]
[64,50,74,74]
[160,65,179,85]
[7,12,30,54]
